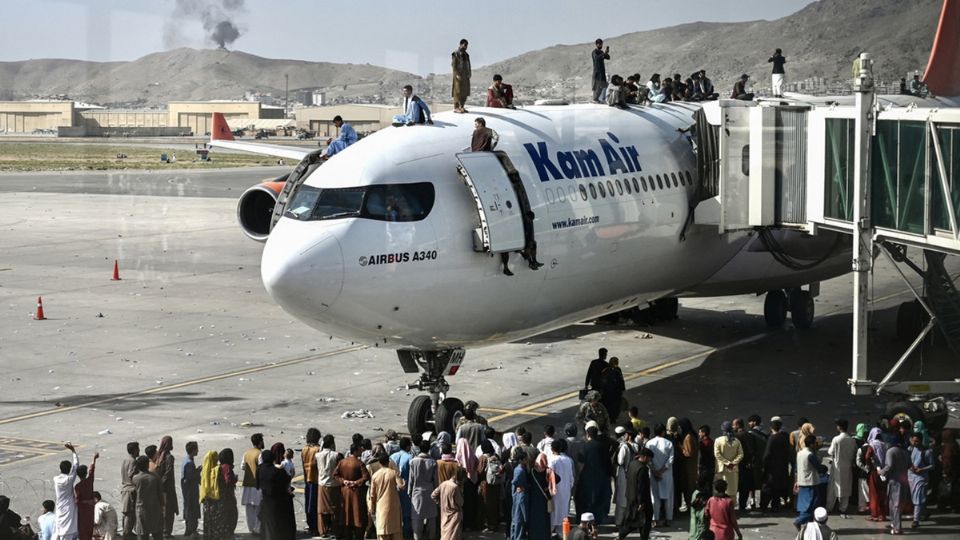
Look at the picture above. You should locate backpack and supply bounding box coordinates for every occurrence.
[485,454,503,485]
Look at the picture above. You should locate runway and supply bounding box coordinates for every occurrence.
[0,167,957,539]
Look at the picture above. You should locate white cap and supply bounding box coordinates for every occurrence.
[421,431,433,442]
[614,426,626,435]
[814,507,828,522]
[580,512,595,523]
[585,420,599,431]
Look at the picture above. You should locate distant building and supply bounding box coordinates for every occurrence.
[0,101,74,132]
[312,91,326,107]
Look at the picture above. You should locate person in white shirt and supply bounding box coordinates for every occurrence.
[38,500,56,540]
[646,424,676,527]
[92,493,117,540]
[54,443,80,540]
[535,425,555,460]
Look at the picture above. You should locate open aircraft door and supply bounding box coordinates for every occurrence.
[456,152,527,253]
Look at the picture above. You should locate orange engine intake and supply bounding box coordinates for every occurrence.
[236,176,287,242]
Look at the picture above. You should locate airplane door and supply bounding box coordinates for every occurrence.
[456,152,526,253]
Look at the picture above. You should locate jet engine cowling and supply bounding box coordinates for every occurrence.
[237,176,287,242]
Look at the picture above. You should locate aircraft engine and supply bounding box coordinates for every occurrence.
[236,175,287,242]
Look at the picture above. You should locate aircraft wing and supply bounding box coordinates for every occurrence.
[208,112,313,161]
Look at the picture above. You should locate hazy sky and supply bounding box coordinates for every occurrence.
[0,0,816,74]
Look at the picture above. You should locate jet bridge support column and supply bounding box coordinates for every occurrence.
[850,53,876,396]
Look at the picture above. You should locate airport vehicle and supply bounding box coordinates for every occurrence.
[213,3,960,437]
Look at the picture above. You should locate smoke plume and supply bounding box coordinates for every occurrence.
[164,0,246,50]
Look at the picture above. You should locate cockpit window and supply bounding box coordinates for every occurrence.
[362,183,435,221]
[285,186,321,221]
[282,182,435,222]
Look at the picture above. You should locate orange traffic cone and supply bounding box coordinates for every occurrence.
[34,296,46,320]
[111,260,121,281]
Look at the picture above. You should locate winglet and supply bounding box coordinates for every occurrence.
[922,0,960,97]
[211,112,235,141]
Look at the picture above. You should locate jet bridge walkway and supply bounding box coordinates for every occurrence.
[691,53,960,429]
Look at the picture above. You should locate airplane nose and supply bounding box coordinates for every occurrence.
[261,226,344,318]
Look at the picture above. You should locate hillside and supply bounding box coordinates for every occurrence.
[0,48,420,106]
[0,0,945,106]
[455,0,943,99]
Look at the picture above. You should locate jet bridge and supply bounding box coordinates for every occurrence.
[692,53,960,429]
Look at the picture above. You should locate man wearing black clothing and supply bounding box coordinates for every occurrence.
[583,348,609,392]
[768,48,786,97]
[592,39,611,103]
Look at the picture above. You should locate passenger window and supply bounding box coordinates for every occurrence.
[641,177,648,191]
[569,185,577,201]
[546,188,556,204]
[598,182,607,198]
[624,179,632,194]
[589,183,597,199]
[671,173,679,187]
[633,177,640,192]
[557,187,566,202]
[685,171,693,185]
[580,184,588,201]
[616,179,624,195]
[656,175,664,189]
[607,180,615,196]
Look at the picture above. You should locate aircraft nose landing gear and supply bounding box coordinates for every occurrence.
[397,349,466,440]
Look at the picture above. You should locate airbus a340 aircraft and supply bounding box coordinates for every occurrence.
[212,1,960,436]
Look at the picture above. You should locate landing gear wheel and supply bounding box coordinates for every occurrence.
[887,401,925,426]
[764,290,788,329]
[895,300,925,341]
[407,396,432,442]
[654,298,679,321]
[433,397,464,436]
[790,290,815,329]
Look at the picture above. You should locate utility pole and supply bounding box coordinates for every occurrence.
[285,74,289,117]
[849,52,875,396]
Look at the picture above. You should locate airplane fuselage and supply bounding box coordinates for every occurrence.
[260,103,849,350]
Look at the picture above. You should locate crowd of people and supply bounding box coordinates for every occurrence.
[0,348,957,540]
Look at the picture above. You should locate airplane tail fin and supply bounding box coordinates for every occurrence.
[211,112,235,141]
[922,0,960,96]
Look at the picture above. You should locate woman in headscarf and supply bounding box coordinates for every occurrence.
[218,448,239,537]
[431,432,452,461]
[154,436,178,538]
[677,418,699,511]
[270,443,286,466]
[456,437,481,530]
[200,451,225,540]
[713,421,743,501]
[258,449,296,540]
[864,428,888,521]
[527,452,556,540]
[853,423,870,513]
[477,439,502,532]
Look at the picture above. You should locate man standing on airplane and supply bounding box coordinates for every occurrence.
[592,39,611,104]
[322,116,357,160]
[452,39,472,113]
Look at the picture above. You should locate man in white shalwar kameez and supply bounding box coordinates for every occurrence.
[612,427,638,526]
[826,419,858,517]
[646,424,676,526]
[547,439,575,536]
[54,444,80,540]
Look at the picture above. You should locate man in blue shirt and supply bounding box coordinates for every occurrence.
[323,115,357,160]
[390,437,416,537]
[393,85,433,126]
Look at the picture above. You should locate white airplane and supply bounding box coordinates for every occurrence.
[212,1,960,436]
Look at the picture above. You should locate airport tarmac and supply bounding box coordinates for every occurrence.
[0,167,957,539]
